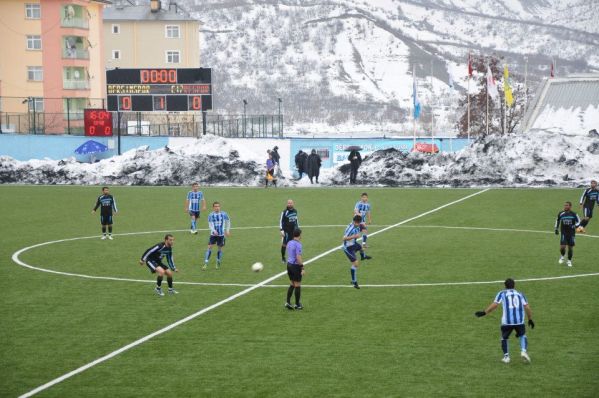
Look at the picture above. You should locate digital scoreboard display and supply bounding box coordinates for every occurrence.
[106,68,212,112]
[84,109,113,136]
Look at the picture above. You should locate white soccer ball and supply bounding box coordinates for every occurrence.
[251,262,264,272]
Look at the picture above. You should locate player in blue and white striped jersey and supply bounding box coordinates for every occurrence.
[185,182,206,234]
[475,278,535,364]
[203,202,231,270]
[354,192,372,248]
[343,215,364,289]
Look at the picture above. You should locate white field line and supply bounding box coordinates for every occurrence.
[18,189,491,397]
[13,222,598,288]
[11,225,372,284]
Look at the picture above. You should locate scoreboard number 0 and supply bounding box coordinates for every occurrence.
[189,96,202,110]
[119,96,131,111]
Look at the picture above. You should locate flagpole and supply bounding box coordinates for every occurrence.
[467,73,471,142]
[413,64,416,148]
[467,52,471,142]
[504,64,507,135]
[524,56,528,112]
[430,59,434,152]
[486,74,489,136]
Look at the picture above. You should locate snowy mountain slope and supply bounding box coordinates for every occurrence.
[147,1,599,133]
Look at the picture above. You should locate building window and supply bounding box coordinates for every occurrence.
[166,51,180,64]
[26,35,42,50]
[112,50,121,60]
[27,66,43,81]
[63,98,88,120]
[63,67,89,89]
[28,97,44,112]
[165,25,180,38]
[112,24,120,34]
[25,3,41,19]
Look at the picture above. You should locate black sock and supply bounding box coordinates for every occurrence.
[294,286,301,305]
[265,179,269,187]
[167,277,173,288]
[286,285,294,303]
[108,226,113,234]
[560,248,566,256]
[568,248,573,260]
[157,276,163,287]
[580,219,588,227]
[281,246,286,260]
[360,250,365,260]
[102,226,106,234]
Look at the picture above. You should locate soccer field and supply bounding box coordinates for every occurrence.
[1,186,598,397]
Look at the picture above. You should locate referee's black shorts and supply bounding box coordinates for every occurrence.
[287,263,302,282]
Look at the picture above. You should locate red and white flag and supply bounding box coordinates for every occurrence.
[468,53,473,77]
[486,65,498,99]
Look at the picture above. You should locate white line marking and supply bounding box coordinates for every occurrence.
[19,189,490,397]
[13,222,598,288]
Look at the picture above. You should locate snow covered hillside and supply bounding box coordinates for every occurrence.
[176,0,599,135]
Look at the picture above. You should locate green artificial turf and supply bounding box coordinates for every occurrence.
[1,186,597,397]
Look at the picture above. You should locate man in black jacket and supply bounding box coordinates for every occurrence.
[348,148,362,184]
[295,150,307,179]
[307,149,322,184]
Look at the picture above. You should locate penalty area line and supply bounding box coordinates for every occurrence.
[18,188,489,398]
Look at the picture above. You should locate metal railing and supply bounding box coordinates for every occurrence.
[62,48,89,59]
[61,17,88,29]
[206,114,283,138]
[63,79,90,90]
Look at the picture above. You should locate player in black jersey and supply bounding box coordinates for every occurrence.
[280,199,299,263]
[92,187,118,240]
[578,180,598,233]
[140,234,179,296]
[554,201,581,267]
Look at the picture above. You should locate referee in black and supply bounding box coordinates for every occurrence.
[280,199,299,263]
[285,228,304,310]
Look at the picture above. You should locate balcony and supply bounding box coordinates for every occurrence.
[61,5,88,29]
[63,48,89,60]
[61,16,88,29]
[63,79,90,90]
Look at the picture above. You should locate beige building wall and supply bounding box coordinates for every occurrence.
[87,2,106,100]
[0,0,44,112]
[104,20,200,69]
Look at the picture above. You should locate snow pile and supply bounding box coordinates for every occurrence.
[0,137,265,186]
[330,131,599,187]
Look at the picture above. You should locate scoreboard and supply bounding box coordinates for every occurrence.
[106,68,212,112]
[84,109,113,136]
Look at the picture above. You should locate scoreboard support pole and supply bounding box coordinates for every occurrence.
[202,111,207,136]
[117,111,122,155]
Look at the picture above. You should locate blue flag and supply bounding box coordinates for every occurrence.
[413,78,421,119]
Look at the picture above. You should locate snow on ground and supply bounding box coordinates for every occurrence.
[330,130,599,187]
[1,131,597,187]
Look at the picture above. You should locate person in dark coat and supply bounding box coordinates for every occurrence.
[307,149,322,184]
[271,146,280,165]
[348,148,362,184]
[295,150,306,179]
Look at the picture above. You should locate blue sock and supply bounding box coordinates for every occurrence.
[191,219,196,230]
[520,335,528,351]
[350,266,357,283]
[217,250,223,263]
[363,235,367,243]
[501,339,508,356]
[204,249,211,263]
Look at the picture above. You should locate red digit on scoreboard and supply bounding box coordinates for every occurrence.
[120,96,131,111]
[140,69,177,83]
[189,96,202,110]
